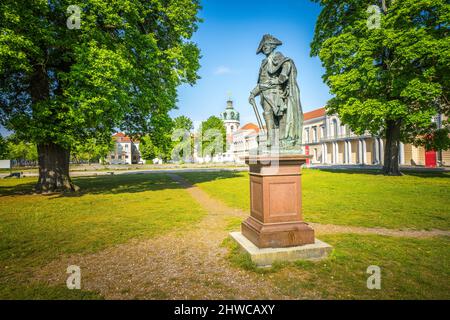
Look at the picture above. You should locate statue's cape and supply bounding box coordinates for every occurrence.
[283,58,303,142]
[258,52,303,142]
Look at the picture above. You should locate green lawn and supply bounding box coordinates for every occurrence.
[1,170,449,300]
[185,169,450,299]
[0,174,206,299]
[179,169,450,230]
[224,233,450,299]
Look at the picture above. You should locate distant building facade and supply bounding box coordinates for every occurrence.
[221,99,241,162]
[302,108,450,167]
[106,133,143,165]
[193,100,449,167]
[192,99,259,163]
[231,123,260,162]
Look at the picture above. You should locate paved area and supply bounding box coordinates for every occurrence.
[311,223,450,238]
[0,167,248,179]
[3,163,447,179]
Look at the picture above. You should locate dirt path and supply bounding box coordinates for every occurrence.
[34,174,299,300]
[34,174,449,299]
[311,223,450,238]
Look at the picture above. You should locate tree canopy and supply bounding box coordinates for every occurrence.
[0,135,9,159]
[140,115,194,162]
[3,135,38,164]
[72,137,114,164]
[173,115,194,132]
[200,116,226,158]
[311,0,450,174]
[0,0,202,190]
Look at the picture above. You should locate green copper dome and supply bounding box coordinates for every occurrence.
[221,100,240,121]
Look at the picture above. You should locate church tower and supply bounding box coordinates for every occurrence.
[221,99,240,135]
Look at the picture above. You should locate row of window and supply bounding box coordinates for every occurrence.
[304,126,321,143]
[233,140,251,145]
[304,119,352,143]
[110,155,129,160]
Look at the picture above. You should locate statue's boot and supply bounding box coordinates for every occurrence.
[263,111,275,148]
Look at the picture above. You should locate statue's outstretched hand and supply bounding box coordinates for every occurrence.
[249,94,255,105]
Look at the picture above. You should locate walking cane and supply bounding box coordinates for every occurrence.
[250,98,265,134]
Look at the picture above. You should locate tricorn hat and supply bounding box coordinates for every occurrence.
[256,34,283,54]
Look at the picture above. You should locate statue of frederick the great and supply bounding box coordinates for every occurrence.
[239,36,325,255]
[249,34,303,151]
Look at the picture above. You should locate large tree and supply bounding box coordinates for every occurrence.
[200,116,226,159]
[0,135,9,159]
[71,137,114,164]
[173,115,194,132]
[0,0,201,191]
[6,135,38,165]
[140,135,162,162]
[140,115,194,162]
[170,115,194,161]
[311,0,449,175]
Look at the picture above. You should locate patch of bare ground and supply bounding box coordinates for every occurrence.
[311,223,450,238]
[34,174,315,299]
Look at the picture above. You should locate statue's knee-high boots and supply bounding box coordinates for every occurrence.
[263,111,275,148]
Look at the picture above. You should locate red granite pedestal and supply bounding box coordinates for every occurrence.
[241,155,315,248]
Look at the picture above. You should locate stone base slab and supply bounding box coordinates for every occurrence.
[230,232,333,267]
[242,217,315,248]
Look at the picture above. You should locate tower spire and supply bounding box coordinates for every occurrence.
[220,96,240,135]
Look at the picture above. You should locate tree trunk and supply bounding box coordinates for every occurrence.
[383,120,402,176]
[35,143,79,193]
[30,55,78,193]
[381,0,388,13]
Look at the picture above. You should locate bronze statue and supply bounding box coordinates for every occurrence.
[249,34,303,151]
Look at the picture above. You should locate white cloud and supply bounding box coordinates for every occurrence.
[214,66,233,75]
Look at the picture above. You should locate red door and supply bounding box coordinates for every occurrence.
[305,145,310,165]
[425,150,437,168]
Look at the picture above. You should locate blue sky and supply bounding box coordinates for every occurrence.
[0,0,331,137]
[171,0,332,129]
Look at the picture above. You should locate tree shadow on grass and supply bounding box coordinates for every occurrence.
[0,171,245,198]
[313,168,450,179]
[71,171,245,197]
[176,170,245,185]
[0,179,37,196]
[401,171,450,179]
[314,168,383,176]
[0,173,181,198]
[61,173,184,198]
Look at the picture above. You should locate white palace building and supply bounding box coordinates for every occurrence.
[302,108,449,167]
[209,99,449,168]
